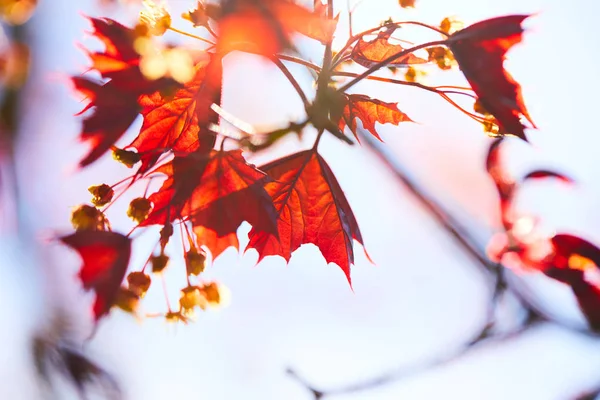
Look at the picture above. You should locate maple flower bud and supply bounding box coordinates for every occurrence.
[199,282,230,309]
[165,311,189,324]
[112,148,140,168]
[439,17,463,35]
[70,204,106,231]
[158,223,174,251]
[404,66,426,83]
[185,248,206,276]
[139,0,171,36]
[127,272,151,297]
[182,1,210,28]
[473,99,489,116]
[179,286,205,312]
[114,287,140,313]
[151,253,169,273]
[127,197,152,223]
[482,118,501,137]
[426,46,455,70]
[88,184,114,207]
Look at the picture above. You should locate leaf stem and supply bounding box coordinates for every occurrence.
[276,54,322,72]
[332,21,449,66]
[271,57,310,108]
[332,71,483,122]
[168,27,215,45]
[337,40,447,92]
[312,129,326,151]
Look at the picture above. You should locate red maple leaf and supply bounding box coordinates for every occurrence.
[60,230,132,321]
[141,150,278,259]
[82,17,139,77]
[72,77,141,168]
[73,18,176,167]
[339,94,413,142]
[351,26,427,68]
[545,235,600,331]
[246,150,365,284]
[128,55,223,172]
[216,0,337,56]
[448,15,536,140]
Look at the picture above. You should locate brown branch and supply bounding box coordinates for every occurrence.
[287,126,600,398]
[288,313,544,399]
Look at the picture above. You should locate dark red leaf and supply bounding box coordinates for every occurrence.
[449,15,536,140]
[142,150,278,259]
[522,170,573,184]
[72,77,141,168]
[60,231,132,321]
[74,17,176,167]
[546,234,600,331]
[83,17,139,77]
[246,150,365,284]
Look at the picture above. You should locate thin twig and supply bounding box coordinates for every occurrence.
[338,40,447,92]
[277,54,322,72]
[271,57,310,108]
[168,27,214,45]
[288,315,543,399]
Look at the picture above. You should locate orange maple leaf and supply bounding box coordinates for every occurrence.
[246,150,365,284]
[351,26,427,68]
[128,55,223,172]
[216,0,337,56]
[339,94,413,142]
[141,150,278,259]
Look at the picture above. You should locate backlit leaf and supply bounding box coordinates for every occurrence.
[339,94,413,142]
[246,151,365,284]
[128,55,223,172]
[141,150,278,259]
[448,15,536,140]
[60,231,132,321]
[216,0,337,56]
[74,17,176,167]
[351,26,426,68]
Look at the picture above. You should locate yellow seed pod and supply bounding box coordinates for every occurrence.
[199,282,230,309]
[88,184,114,208]
[179,286,205,312]
[127,272,151,297]
[165,311,189,324]
[182,2,209,28]
[114,287,139,314]
[112,148,140,168]
[473,99,489,116]
[151,253,169,273]
[404,66,426,83]
[139,0,171,36]
[127,197,152,224]
[426,46,455,70]
[159,223,173,250]
[440,17,463,35]
[185,248,206,276]
[70,204,106,231]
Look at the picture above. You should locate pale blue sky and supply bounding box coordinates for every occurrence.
[2,1,600,399]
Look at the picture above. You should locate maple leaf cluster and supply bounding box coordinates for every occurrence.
[485,139,600,331]
[63,0,539,324]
